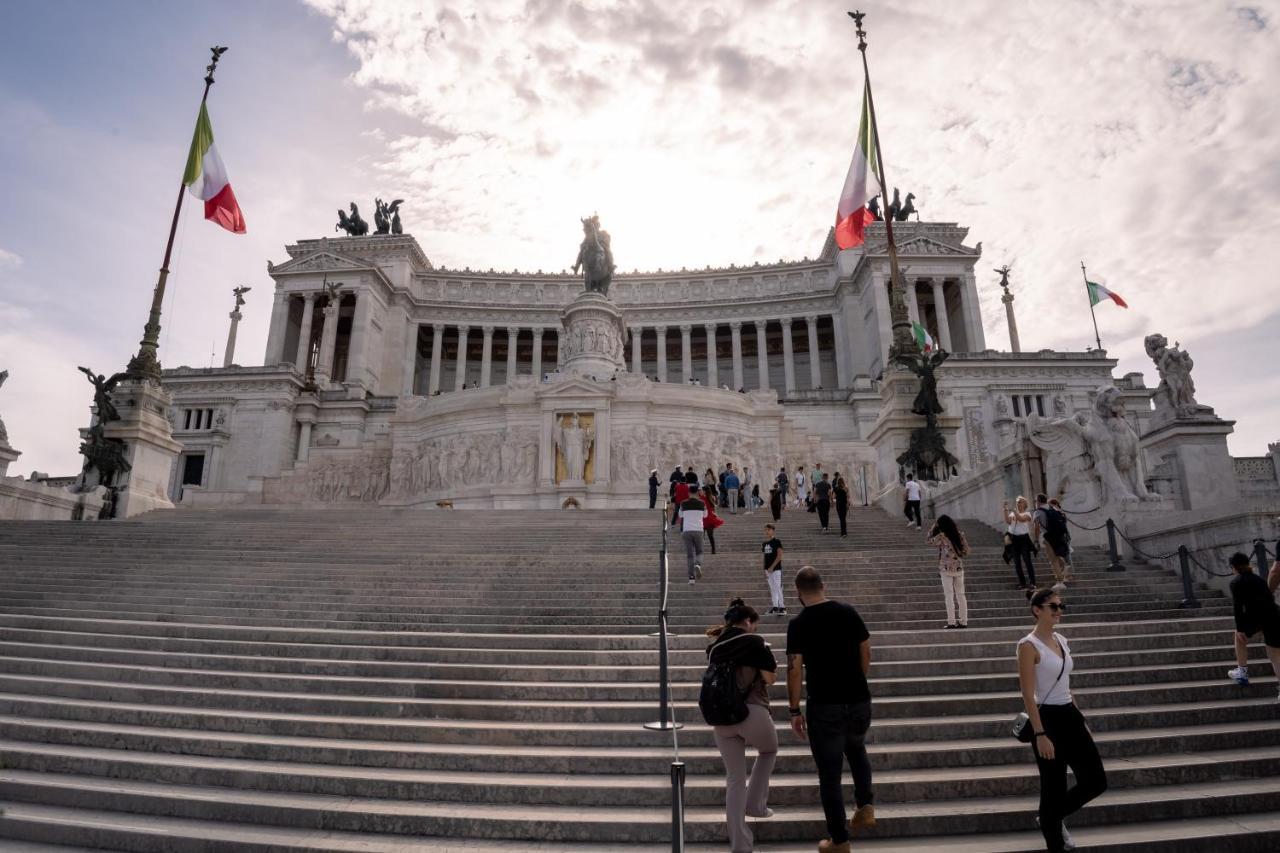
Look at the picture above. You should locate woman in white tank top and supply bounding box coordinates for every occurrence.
[1016,588,1107,852]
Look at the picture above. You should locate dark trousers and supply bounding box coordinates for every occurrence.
[816,499,831,529]
[706,528,717,554]
[1011,533,1037,587]
[904,499,921,526]
[1034,703,1107,852]
[648,487,658,509]
[806,701,874,844]
[836,501,848,536]
[770,499,782,522]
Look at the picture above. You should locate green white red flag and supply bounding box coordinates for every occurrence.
[182,103,246,234]
[912,321,934,353]
[835,80,881,250]
[1085,281,1127,308]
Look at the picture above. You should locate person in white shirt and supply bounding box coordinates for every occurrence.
[903,474,923,529]
[680,492,707,584]
[1017,588,1107,853]
[794,466,808,508]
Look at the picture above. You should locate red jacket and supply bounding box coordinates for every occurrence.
[674,482,691,504]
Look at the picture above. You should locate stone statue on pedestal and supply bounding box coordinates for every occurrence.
[891,348,958,480]
[78,366,127,426]
[335,203,370,236]
[572,215,615,296]
[555,413,595,482]
[0,369,8,445]
[1144,333,1198,417]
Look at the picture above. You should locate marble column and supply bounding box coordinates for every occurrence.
[730,322,744,391]
[312,296,341,387]
[428,324,445,395]
[1003,290,1022,353]
[704,323,718,387]
[263,291,291,365]
[506,327,519,383]
[295,420,313,463]
[454,326,470,391]
[401,319,418,396]
[631,327,643,373]
[963,272,987,352]
[294,293,316,375]
[680,324,693,383]
[346,290,370,387]
[831,313,851,389]
[931,279,953,352]
[805,315,821,389]
[223,309,243,368]
[781,319,796,396]
[480,326,495,388]
[656,326,668,382]
[754,320,769,391]
[532,329,544,379]
[905,281,920,325]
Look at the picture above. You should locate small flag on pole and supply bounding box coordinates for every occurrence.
[911,321,934,353]
[1085,280,1127,308]
[183,103,246,234]
[834,80,882,250]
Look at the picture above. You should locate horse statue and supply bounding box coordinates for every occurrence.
[572,215,615,296]
[896,192,918,222]
[868,196,883,221]
[887,187,902,221]
[336,203,369,236]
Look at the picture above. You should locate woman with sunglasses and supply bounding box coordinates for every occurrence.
[1017,588,1107,852]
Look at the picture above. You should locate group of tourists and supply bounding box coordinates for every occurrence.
[1001,494,1074,594]
[769,466,854,537]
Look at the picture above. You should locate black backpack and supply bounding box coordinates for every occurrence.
[1042,506,1068,540]
[698,634,753,726]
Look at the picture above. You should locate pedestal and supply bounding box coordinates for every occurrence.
[101,379,182,518]
[1141,413,1238,511]
[558,292,627,380]
[0,444,19,478]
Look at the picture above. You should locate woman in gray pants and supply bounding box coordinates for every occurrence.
[706,599,779,853]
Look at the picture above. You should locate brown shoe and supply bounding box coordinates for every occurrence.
[850,803,877,831]
[817,840,852,853]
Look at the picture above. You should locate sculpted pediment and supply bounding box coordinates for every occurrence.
[536,376,616,397]
[876,236,974,257]
[269,251,375,276]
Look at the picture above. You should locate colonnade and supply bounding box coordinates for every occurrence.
[267,290,361,387]
[403,324,560,396]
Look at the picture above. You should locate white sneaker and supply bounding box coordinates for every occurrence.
[1228,665,1250,686]
[694,564,703,579]
[688,579,695,585]
[1051,581,1067,592]
[1062,824,1076,851]
[906,521,915,527]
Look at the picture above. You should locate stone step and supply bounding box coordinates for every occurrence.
[3,801,1280,853]
[1,771,1278,843]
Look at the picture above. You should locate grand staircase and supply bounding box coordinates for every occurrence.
[0,506,1276,852]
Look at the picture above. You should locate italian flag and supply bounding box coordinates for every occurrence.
[1086,281,1127,308]
[182,103,246,234]
[834,80,881,250]
[912,321,935,353]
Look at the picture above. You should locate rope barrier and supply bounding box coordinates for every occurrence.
[1188,550,1234,578]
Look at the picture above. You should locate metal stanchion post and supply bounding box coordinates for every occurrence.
[669,760,686,852]
[1178,545,1201,609]
[646,502,683,733]
[1105,519,1125,572]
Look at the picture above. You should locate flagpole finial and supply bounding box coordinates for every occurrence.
[848,10,868,50]
[205,46,229,85]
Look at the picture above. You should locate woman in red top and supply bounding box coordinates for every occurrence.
[702,485,725,554]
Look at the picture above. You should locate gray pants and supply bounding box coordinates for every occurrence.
[727,488,739,513]
[714,704,779,853]
[682,530,704,578]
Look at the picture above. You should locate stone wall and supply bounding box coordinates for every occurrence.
[0,476,105,521]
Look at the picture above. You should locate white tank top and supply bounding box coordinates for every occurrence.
[1019,632,1073,706]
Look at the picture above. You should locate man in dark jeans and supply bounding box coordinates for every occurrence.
[813,473,832,533]
[786,566,874,853]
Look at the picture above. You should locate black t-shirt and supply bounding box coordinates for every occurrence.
[762,537,783,572]
[1231,571,1280,634]
[814,480,831,501]
[786,600,871,704]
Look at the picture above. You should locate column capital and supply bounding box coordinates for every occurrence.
[433,323,446,333]
[679,324,692,334]
[507,325,520,335]
[703,322,717,334]
[482,325,495,336]
[532,327,545,339]
[729,321,743,331]
[754,320,768,332]
[457,325,471,335]
[805,314,819,325]
[301,291,316,303]
[655,326,668,336]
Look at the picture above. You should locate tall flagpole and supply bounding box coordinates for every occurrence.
[126,46,229,381]
[849,10,917,356]
[1080,260,1103,352]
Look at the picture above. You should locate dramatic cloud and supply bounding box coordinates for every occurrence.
[0,248,21,269]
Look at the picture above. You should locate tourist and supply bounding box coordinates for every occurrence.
[669,465,684,501]
[719,464,731,508]
[1225,552,1280,699]
[679,485,707,585]
[1018,588,1107,852]
[903,473,923,529]
[671,471,694,526]
[768,484,782,522]
[701,485,724,555]
[1004,497,1038,591]
[794,465,808,509]
[704,598,779,853]
[762,523,785,614]
[1033,494,1072,590]
[1049,498,1074,576]
[741,466,754,512]
[648,469,660,510]
[786,566,875,853]
[833,475,850,538]
[725,465,741,514]
[927,514,969,628]
[777,467,790,510]
[813,472,832,533]
[704,468,719,504]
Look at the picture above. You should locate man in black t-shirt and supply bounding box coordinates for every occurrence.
[785,566,874,852]
[761,523,785,615]
[813,473,832,533]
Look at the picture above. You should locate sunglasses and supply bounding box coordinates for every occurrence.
[1038,602,1068,612]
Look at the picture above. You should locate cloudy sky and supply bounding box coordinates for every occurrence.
[1,0,1277,476]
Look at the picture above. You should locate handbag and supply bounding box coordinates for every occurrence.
[1012,642,1067,743]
